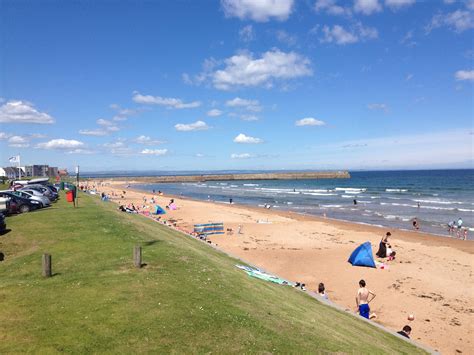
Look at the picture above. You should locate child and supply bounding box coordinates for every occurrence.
[318,283,328,300]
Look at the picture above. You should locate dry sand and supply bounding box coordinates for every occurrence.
[91,180,473,354]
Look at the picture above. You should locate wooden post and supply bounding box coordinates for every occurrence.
[133,246,142,268]
[42,253,52,277]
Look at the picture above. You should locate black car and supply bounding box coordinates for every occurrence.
[0,192,41,213]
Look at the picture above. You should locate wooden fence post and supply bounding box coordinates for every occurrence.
[42,253,52,277]
[133,246,142,268]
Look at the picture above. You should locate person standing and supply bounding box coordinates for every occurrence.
[376,232,391,258]
[356,279,376,319]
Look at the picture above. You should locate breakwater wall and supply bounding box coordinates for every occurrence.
[101,171,350,183]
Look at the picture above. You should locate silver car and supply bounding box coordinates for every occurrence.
[12,190,51,207]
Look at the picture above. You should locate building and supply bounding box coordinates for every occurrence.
[24,165,50,177]
[48,166,59,178]
[0,167,21,179]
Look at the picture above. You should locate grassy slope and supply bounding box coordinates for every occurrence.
[0,193,426,354]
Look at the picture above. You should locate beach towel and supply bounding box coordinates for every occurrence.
[235,265,293,286]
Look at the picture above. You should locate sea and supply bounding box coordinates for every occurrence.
[95,169,474,239]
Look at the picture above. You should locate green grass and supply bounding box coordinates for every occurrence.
[0,193,426,354]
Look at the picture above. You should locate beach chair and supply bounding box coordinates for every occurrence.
[193,223,224,239]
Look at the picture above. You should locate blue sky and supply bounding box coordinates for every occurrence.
[1,0,473,172]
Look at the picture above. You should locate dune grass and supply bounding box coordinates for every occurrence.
[0,192,426,354]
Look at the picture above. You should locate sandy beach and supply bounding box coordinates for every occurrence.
[91,180,473,354]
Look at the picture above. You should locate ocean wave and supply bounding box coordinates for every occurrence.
[335,187,366,192]
[458,208,474,212]
[386,188,408,192]
[243,183,259,186]
[341,195,353,198]
[320,204,343,208]
[413,199,463,205]
[302,192,337,196]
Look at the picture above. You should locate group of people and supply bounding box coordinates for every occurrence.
[448,218,468,240]
[316,278,412,340]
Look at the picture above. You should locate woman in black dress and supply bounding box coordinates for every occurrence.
[376,232,391,258]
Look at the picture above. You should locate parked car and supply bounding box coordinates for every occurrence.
[21,185,58,201]
[12,190,50,207]
[0,192,41,213]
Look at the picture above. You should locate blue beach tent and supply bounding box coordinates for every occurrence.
[154,205,166,215]
[348,242,376,268]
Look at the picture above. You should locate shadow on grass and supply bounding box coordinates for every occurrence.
[142,240,162,247]
[0,228,12,236]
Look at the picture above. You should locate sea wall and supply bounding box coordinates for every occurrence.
[101,171,350,183]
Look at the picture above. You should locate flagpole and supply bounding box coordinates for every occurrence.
[18,154,21,179]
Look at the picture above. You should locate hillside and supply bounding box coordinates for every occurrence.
[0,192,426,353]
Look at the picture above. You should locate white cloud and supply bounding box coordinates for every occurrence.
[426,10,474,33]
[354,0,382,15]
[134,135,164,145]
[66,149,96,155]
[103,140,133,156]
[314,0,352,16]
[239,25,255,42]
[0,100,54,124]
[110,104,141,121]
[207,109,224,117]
[231,153,253,159]
[132,92,201,109]
[208,49,312,90]
[141,148,168,156]
[8,135,30,148]
[97,118,114,126]
[221,0,294,22]
[0,132,12,139]
[174,120,209,132]
[321,25,358,44]
[367,103,389,111]
[276,30,297,46]
[233,133,263,144]
[455,70,474,81]
[240,114,259,121]
[321,23,378,44]
[406,73,414,81]
[225,97,262,112]
[385,0,415,10]
[295,117,326,126]
[79,129,108,136]
[36,139,85,150]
